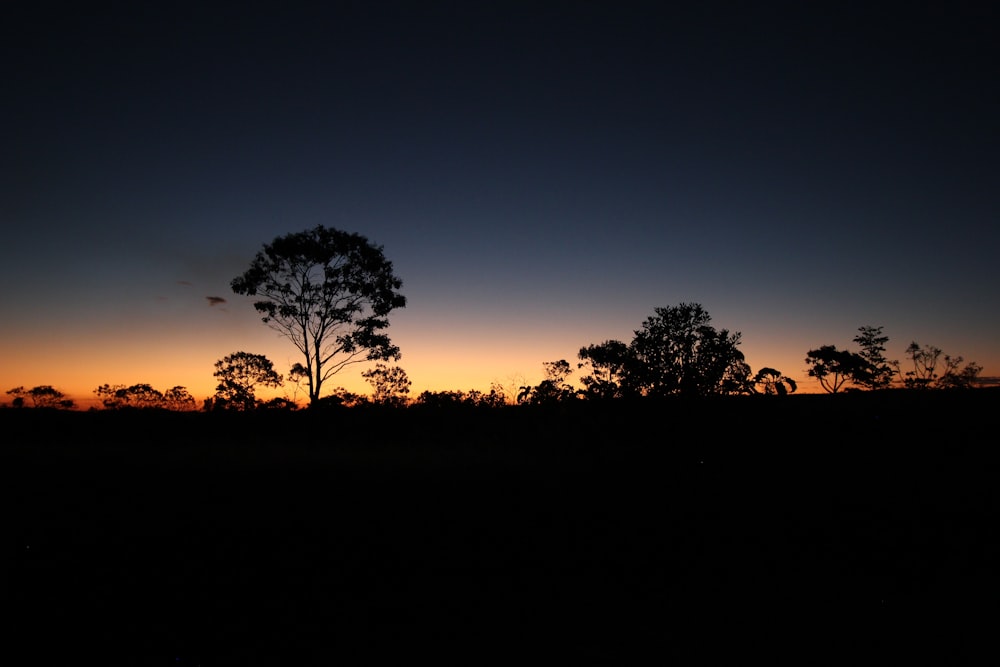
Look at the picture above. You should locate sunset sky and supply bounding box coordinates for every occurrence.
[3,2,997,407]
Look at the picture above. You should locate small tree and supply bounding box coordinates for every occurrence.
[231,226,406,407]
[362,363,411,406]
[313,387,368,409]
[213,352,284,410]
[163,386,197,411]
[853,326,896,390]
[897,342,982,390]
[7,385,75,409]
[897,342,941,389]
[94,383,166,409]
[805,345,870,393]
[518,359,578,405]
[938,358,983,389]
[752,367,798,396]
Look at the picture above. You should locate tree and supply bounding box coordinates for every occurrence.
[852,325,895,390]
[577,340,634,400]
[938,358,983,390]
[94,383,167,409]
[362,363,411,406]
[804,345,870,393]
[517,359,578,405]
[231,226,406,407]
[898,342,982,390]
[628,303,747,397]
[7,385,75,409]
[312,387,368,409]
[162,386,197,411]
[213,352,284,410]
[752,367,798,396]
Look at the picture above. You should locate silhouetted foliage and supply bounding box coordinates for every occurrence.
[213,352,284,411]
[6,385,75,409]
[629,303,749,397]
[258,396,299,411]
[93,383,191,409]
[312,387,369,409]
[577,340,635,400]
[362,363,411,406]
[805,345,870,393]
[162,386,197,411]
[414,387,507,408]
[752,368,797,396]
[517,359,578,405]
[852,326,896,390]
[896,342,982,390]
[231,226,406,407]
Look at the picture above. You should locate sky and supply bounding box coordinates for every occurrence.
[3,1,998,407]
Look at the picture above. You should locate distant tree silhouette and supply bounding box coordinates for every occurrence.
[362,363,411,406]
[852,326,896,390]
[752,368,797,396]
[629,303,747,397]
[93,383,171,409]
[415,387,506,408]
[805,345,869,393]
[122,384,163,406]
[896,342,982,390]
[213,352,284,410]
[476,385,508,407]
[6,385,75,409]
[312,387,368,409]
[162,386,197,411]
[517,359,578,405]
[415,390,467,407]
[94,384,128,409]
[231,226,406,407]
[937,358,984,390]
[257,396,299,410]
[577,340,634,400]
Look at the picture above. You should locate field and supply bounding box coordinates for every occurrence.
[4,390,998,664]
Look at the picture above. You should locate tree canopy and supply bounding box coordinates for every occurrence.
[6,385,75,409]
[213,352,284,411]
[804,345,870,393]
[629,303,749,397]
[231,226,406,407]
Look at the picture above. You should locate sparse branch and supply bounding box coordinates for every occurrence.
[232,226,406,407]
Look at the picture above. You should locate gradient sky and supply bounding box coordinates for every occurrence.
[3,2,998,407]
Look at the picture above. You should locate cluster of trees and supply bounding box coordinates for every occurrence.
[5,385,76,409]
[805,326,983,393]
[3,226,986,411]
[93,383,197,410]
[513,310,982,404]
[514,303,798,404]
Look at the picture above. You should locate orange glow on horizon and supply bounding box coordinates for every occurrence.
[3,314,998,409]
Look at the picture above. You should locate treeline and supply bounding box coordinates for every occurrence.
[3,303,986,413]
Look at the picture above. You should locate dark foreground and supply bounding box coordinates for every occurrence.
[4,390,998,664]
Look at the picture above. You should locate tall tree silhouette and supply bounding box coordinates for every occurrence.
[852,325,895,390]
[232,226,406,407]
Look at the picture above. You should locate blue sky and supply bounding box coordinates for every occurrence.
[3,2,997,404]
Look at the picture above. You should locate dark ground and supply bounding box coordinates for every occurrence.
[3,390,998,664]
